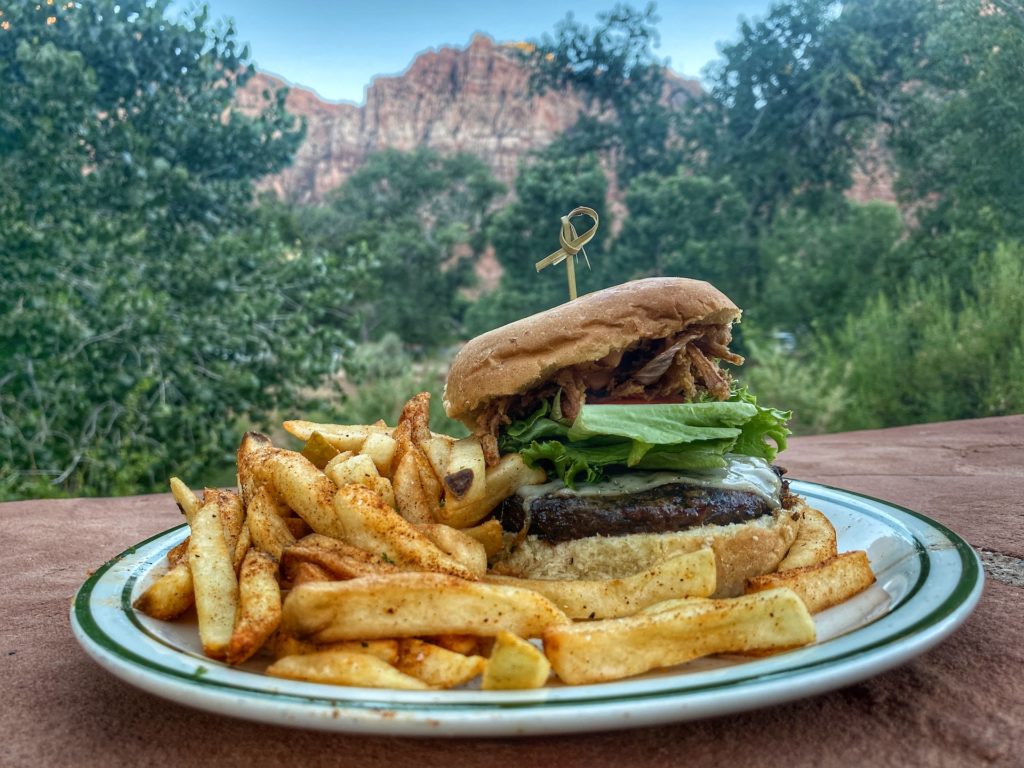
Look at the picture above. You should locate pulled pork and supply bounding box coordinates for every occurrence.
[476,322,743,465]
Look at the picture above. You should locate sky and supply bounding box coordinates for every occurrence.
[168,0,774,104]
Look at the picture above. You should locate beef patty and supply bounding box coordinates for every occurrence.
[497,479,793,544]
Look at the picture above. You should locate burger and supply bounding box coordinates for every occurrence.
[443,277,809,597]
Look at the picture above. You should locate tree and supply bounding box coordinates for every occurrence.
[299,148,502,347]
[528,3,683,183]
[686,0,926,224]
[0,1,361,498]
[888,0,1024,285]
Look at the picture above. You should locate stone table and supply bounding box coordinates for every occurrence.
[3,415,1022,767]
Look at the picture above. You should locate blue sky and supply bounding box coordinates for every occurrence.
[169,1,773,104]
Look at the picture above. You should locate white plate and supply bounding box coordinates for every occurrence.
[71,481,983,737]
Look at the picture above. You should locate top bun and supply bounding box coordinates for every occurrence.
[444,277,740,423]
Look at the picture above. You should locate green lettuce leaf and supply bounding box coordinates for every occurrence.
[501,385,791,486]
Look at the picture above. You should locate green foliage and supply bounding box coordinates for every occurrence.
[889,0,1024,285]
[801,243,1024,431]
[754,201,905,333]
[298,148,503,347]
[0,1,363,499]
[326,334,468,437]
[611,170,754,301]
[528,3,681,182]
[686,0,926,223]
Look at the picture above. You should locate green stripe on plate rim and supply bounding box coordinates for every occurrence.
[72,482,982,713]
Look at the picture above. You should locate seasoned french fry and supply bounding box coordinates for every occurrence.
[482,631,550,690]
[226,549,281,664]
[281,573,570,642]
[285,561,334,586]
[392,450,438,524]
[267,650,430,690]
[133,560,194,620]
[485,549,717,620]
[166,537,190,566]
[424,634,480,656]
[324,453,378,489]
[283,420,389,445]
[372,475,397,509]
[396,638,486,688]
[332,483,476,579]
[360,432,398,478]
[543,588,816,684]
[415,523,487,578]
[434,453,546,528]
[169,476,202,523]
[188,499,240,659]
[746,550,876,613]
[247,486,296,561]
[282,517,312,539]
[269,450,348,540]
[281,533,397,579]
[443,436,486,508]
[420,435,453,482]
[460,518,505,558]
[778,506,839,571]
[236,432,278,508]
[270,635,400,663]
[232,520,252,573]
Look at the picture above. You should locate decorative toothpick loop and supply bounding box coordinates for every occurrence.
[535,206,599,300]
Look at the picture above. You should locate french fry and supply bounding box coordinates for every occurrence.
[482,631,551,690]
[778,506,839,571]
[166,537,190,566]
[420,435,453,482]
[396,638,486,688]
[460,518,505,558]
[485,549,717,620]
[324,453,378,489]
[132,560,194,620]
[232,520,252,573]
[226,549,281,665]
[270,635,400,664]
[301,432,342,469]
[236,432,278,508]
[282,517,312,539]
[372,476,397,509]
[543,588,816,684]
[283,420,389,445]
[746,550,876,613]
[169,476,202,523]
[332,483,477,579]
[267,650,430,690]
[415,523,487,578]
[188,498,240,659]
[285,560,335,586]
[247,486,296,561]
[359,432,398,478]
[281,533,398,579]
[281,573,570,642]
[392,448,438,524]
[434,453,546,528]
[424,634,481,656]
[443,436,486,508]
[269,450,348,540]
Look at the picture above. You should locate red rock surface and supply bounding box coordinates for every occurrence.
[2,415,1020,766]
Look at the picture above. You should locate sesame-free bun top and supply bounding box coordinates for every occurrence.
[443,277,741,423]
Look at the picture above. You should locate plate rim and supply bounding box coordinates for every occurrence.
[70,481,984,733]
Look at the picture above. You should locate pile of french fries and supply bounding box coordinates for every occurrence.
[134,392,875,689]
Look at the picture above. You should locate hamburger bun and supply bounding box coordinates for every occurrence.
[444,277,740,425]
[489,499,806,598]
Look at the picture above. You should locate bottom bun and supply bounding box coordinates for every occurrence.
[489,498,808,598]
